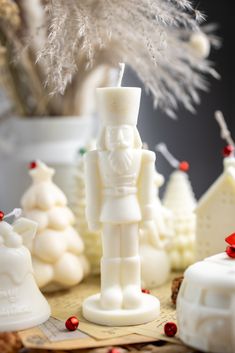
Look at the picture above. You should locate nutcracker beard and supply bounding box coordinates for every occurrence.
[108,149,133,175]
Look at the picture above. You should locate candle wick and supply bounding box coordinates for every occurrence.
[4,208,22,220]
[215,111,235,147]
[155,143,179,168]
[117,63,125,87]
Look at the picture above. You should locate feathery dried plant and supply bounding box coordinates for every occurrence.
[38,0,220,118]
[0,0,115,118]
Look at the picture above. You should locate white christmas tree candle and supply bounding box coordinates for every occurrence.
[196,111,235,260]
[21,160,89,292]
[0,209,50,331]
[157,143,197,270]
[82,66,160,326]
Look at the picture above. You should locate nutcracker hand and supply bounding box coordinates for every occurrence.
[88,221,101,232]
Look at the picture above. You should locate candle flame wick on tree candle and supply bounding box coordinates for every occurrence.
[215,111,235,147]
[117,63,125,87]
[155,143,179,169]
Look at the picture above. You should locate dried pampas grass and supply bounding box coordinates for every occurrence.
[38,0,220,118]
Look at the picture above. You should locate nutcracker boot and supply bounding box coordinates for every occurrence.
[100,257,123,310]
[122,256,142,309]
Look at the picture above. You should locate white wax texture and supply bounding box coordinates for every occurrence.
[21,161,89,292]
[163,170,196,270]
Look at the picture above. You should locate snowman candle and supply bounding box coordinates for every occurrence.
[82,64,160,326]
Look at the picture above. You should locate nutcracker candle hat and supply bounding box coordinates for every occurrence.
[0,209,51,332]
[96,87,141,127]
[96,63,142,150]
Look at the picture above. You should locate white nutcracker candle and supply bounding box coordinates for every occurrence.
[21,160,89,292]
[82,84,160,326]
[196,111,235,260]
[177,234,235,353]
[0,209,50,332]
[157,143,196,270]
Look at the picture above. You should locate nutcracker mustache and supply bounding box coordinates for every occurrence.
[108,149,133,175]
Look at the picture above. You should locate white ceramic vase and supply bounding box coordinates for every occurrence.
[0,116,96,212]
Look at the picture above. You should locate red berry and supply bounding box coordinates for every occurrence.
[108,348,120,353]
[226,245,235,258]
[164,322,177,337]
[141,288,150,294]
[179,161,190,172]
[225,233,235,246]
[28,161,37,169]
[222,145,234,158]
[0,211,4,221]
[65,316,79,331]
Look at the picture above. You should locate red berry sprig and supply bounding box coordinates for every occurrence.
[65,316,79,331]
[225,233,235,258]
[164,322,177,337]
[141,288,151,294]
[179,161,190,172]
[28,161,37,170]
[222,145,234,158]
[0,211,4,221]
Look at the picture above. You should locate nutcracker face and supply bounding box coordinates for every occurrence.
[105,125,134,151]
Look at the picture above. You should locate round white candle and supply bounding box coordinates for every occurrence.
[177,252,235,353]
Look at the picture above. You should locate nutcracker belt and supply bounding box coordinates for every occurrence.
[103,186,137,197]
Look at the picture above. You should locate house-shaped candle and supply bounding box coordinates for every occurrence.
[196,155,235,260]
[196,111,235,260]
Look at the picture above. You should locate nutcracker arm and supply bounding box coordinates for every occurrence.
[84,150,102,231]
[138,150,156,221]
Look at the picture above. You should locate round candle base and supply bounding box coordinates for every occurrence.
[82,293,160,326]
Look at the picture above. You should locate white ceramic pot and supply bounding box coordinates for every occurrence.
[0,116,96,212]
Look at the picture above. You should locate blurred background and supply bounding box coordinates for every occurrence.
[0,0,233,211]
[123,0,234,198]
